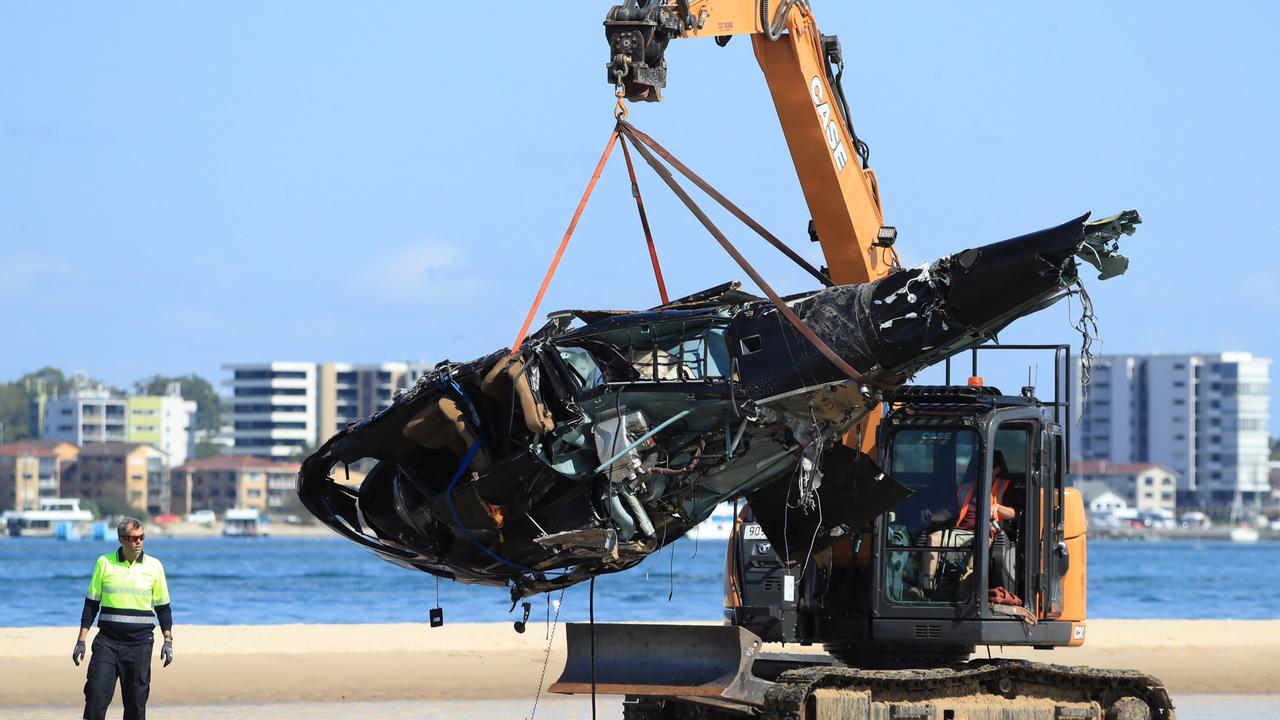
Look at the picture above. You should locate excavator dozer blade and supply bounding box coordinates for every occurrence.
[550,623,770,705]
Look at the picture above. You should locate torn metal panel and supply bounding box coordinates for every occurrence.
[297,211,1138,600]
[1078,209,1140,280]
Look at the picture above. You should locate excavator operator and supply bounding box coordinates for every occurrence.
[920,452,1017,598]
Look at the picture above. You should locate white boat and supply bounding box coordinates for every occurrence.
[1228,487,1260,543]
[223,507,267,537]
[688,501,738,542]
[1229,524,1260,543]
[2,498,95,538]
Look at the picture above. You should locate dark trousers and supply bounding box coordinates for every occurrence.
[84,634,152,720]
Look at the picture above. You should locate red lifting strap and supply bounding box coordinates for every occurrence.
[619,136,670,305]
[618,123,875,387]
[510,130,620,354]
[510,120,876,392]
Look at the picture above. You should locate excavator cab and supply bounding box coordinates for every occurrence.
[725,345,1086,665]
[555,346,1171,717]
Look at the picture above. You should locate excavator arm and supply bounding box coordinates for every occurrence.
[605,0,892,452]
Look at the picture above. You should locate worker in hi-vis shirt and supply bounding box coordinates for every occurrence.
[73,517,174,720]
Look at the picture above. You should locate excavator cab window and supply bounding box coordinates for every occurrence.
[882,428,982,605]
[990,424,1034,602]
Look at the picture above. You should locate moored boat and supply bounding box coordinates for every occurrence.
[2,498,95,538]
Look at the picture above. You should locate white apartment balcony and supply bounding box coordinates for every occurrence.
[232,428,311,439]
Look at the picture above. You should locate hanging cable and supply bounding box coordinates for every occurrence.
[619,135,670,305]
[511,130,620,354]
[527,587,566,720]
[589,577,598,720]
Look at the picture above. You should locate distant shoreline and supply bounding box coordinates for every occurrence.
[2,620,1276,707]
[1090,526,1280,541]
[147,522,334,538]
[5,525,1272,541]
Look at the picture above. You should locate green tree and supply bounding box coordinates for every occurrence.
[195,442,225,460]
[81,487,147,522]
[0,383,32,442]
[2,367,122,444]
[19,367,73,396]
[134,373,223,436]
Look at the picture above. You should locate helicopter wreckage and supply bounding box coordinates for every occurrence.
[297,211,1138,600]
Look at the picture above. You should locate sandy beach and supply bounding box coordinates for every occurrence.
[3,620,1277,717]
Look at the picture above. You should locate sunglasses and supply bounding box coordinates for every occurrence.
[121,534,145,542]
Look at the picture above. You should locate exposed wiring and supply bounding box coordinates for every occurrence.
[799,489,824,583]
[445,439,535,576]
[1066,278,1101,416]
[881,245,903,272]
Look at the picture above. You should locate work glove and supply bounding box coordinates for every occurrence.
[72,640,86,666]
[161,641,174,667]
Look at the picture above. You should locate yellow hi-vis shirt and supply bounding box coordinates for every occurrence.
[85,549,171,642]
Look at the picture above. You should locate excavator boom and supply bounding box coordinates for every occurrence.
[606,0,891,454]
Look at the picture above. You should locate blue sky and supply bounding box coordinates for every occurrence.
[2,2,1277,431]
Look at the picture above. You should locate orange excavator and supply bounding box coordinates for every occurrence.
[545,2,1174,717]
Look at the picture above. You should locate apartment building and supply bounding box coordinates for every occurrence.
[43,386,129,445]
[127,391,197,467]
[170,455,300,515]
[0,441,79,511]
[62,443,170,515]
[1071,460,1178,515]
[1076,352,1271,512]
[223,362,419,459]
[42,385,196,467]
[223,363,318,460]
[316,362,410,438]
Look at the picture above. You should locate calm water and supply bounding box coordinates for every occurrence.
[0,536,1277,627]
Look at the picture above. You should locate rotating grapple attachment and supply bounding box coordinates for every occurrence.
[604,0,690,101]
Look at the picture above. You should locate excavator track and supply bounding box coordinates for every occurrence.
[622,660,1174,720]
[761,660,1176,720]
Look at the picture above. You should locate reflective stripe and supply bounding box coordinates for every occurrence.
[103,585,153,597]
[86,593,101,601]
[100,613,155,625]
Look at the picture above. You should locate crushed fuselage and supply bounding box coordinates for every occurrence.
[297,211,1138,599]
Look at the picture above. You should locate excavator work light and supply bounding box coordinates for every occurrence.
[875,226,898,248]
